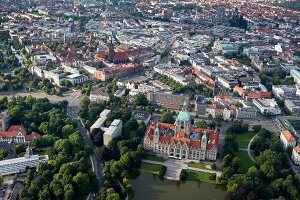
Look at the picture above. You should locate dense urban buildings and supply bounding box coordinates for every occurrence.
[1,0,300,199]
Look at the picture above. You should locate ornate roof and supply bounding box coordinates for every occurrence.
[177,110,191,123]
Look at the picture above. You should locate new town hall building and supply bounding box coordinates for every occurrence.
[143,105,219,161]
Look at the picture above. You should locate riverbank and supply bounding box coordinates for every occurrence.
[129,172,227,200]
[134,159,223,185]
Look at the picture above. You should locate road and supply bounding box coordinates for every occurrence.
[0,90,103,200]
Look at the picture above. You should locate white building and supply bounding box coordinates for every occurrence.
[0,146,48,176]
[89,88,110,103]
[285,99,300,116]
[114,89,126,98]
[236,107,257,119]
[272,85,296,100]
[66,73,89,85]
[291,69,300,85]
[103,119,122,146]
[253,98,281,115]
[90,109,111,133]
[292,146,300,165]
[280,130,296,149]
[90,110,123,146]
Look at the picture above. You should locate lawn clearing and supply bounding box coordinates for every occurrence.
[237,150,254,173]
[235,132,256,149]
[142,154,165,162]
[138,162,164,175]
[186,170,220,184]
[188,162,212,170]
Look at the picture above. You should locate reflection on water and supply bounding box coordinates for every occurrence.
[129,171,227,200]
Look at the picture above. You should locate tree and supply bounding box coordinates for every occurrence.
[135,94,148,107]
[62,125,76,137]
[221,154,232,169]
[64,184,76,200]
[209,173,216,180]
[252,125,262,133]
[180,169,187,181]
[0,148,8,160]
[211,163,216,170]
[72,172,91,195]
[195,120,207,128]
[159,166,167,178]
[232,157,241,173]
[160,111,175,123]
[16,144,26,154]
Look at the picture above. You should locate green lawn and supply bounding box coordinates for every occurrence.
[237,150,254,173]
[138,163,164,175]
[235,132,256,149]
[188,162,212,170]
[186,170,220,185]
[142,154,165,162]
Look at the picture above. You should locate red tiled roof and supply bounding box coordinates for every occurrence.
[8,125,26,133]
[282,130,295,142]
[146,121,219,150]
[294,146,300,153]
[0,125,41,142]
[0,131,20,138]
[25,132,41,141]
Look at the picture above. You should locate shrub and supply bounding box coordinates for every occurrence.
[211,162,217,170]
[180,169,187,181]
[159,166,167,178]
[209,173,217,180]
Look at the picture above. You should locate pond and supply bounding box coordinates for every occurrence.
[129,171,227,200]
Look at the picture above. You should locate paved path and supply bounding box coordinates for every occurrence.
[142,159,222,180]
[247,134,257,162]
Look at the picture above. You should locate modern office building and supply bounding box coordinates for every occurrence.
[103,119,122,146]
[253,98,281,115]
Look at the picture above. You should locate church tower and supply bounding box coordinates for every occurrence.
[200,133,207,160]
[154,121,160,144]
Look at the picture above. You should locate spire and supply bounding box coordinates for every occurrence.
[154,121,159,136]
[182,101,188,111]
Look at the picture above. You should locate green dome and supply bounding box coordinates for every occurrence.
[177,111,191,122]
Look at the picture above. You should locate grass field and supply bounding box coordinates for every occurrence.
[235,132,256,149]
[138,163,164,175]
[188,162,211,170]
[186,170,220,184]
[142,154,165,162]
[237,150,254,173]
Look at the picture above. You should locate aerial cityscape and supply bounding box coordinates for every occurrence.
[0,0,300,199]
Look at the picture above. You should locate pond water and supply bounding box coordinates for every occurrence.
[129,171,227,200]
